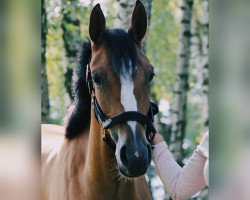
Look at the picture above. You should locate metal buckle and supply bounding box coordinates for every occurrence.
[103,119,112,129]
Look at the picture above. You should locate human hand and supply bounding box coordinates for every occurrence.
[198,131,209,158]
[151,133,164,145]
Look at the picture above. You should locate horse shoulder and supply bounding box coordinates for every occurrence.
[41,124,89,200]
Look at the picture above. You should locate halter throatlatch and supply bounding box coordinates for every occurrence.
[86,64,158,151]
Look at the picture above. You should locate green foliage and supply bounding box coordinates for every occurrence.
[46,26,67,124]
[146,0,179,146]
[147,0,179,102]
[46,0,67,124]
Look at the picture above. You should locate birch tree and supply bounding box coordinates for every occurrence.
[200,0,209,131]
[169,0,194,165]
[193,1,209,198]
[114,0,135,29]
[41,0,50,122]
[191,0,209,131]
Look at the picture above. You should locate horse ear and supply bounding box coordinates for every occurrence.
[89,4,106,45]
[129,0,147,44]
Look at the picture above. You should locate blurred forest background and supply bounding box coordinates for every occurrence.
[41,0,209,199]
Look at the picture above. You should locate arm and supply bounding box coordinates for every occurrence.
[152,132,208,200]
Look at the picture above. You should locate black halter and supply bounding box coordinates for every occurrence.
[86,65,158,151]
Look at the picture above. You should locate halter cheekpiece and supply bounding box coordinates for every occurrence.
[86,64,158,151]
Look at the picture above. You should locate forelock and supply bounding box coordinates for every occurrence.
[104,29,139,78]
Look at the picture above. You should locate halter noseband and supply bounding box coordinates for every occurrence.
[86,64,158,151]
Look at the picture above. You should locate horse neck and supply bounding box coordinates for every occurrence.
[84,105,139,196]
[86,106,115,182]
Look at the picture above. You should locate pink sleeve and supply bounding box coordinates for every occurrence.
[152,141,207,200]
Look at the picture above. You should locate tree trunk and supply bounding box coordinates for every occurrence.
[114,0,135,30]
[195,1,209,199]
[191,0,209,133]
[200,0,209,131]
[169,0,194,165]
[61,0,82,100]
[41,0,50,123]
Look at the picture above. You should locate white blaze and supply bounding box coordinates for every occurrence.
[120,73,138,138]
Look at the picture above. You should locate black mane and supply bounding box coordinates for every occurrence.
[65,40,91,139]
[65,29,139,139]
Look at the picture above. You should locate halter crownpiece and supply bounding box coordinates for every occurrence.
[86,64,158,151]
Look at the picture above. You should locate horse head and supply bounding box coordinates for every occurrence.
[66,0,155,178]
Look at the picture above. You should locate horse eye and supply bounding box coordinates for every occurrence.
[92,75,103,85]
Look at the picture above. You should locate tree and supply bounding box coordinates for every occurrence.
[114,0,135,30]
[200,0,209,131]
[41,0,50,122]
[61,0,82,100]
[192,1,209,199]
[146,0,179,144]
[191,0,209,133]
[169,0,194,165]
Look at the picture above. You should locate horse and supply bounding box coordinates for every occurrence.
[41,1,157,199]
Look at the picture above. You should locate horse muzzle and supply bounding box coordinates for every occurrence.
[116,135,152,177]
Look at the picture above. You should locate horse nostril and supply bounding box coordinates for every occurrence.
[120,146,129,167]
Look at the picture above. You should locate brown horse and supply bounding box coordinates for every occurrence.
[42,1,156,199]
